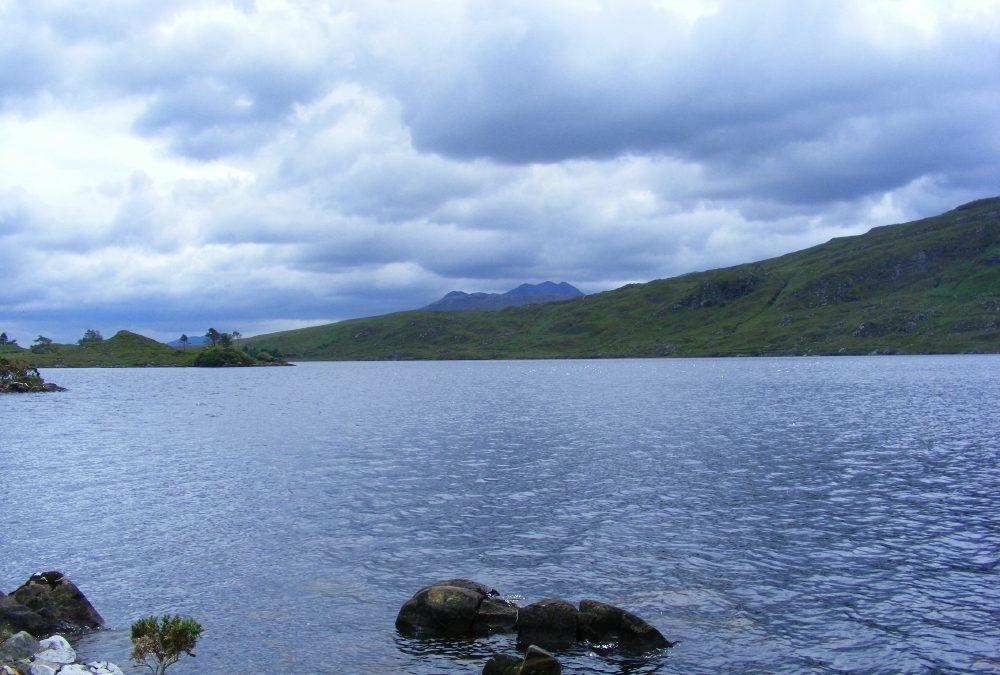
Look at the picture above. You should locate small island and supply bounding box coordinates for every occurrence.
[0,357,65,393]
[192,328,289,367]
[2,328,290,369]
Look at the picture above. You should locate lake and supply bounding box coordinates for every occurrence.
[2,357,999,673]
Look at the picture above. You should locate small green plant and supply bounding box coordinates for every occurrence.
[130,615,204,675]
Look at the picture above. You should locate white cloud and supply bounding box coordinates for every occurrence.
[1,0,997,343]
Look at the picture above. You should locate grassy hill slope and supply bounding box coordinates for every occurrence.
[246,197,1000,359]
[21,330,196,367]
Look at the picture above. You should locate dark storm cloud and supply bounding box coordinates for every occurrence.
[389,1,1000,206]
[2,1,998,344]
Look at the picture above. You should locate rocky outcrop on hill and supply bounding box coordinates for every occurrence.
[396,579,672,672]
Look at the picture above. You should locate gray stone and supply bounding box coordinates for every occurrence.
[0,594,48,637]
[53,666,89,675]
[34,636,75,665]
[482,653,522,675]
[577,599,672,652]
[520,645,561,675]
[472,596,518,635]
[516,600,578,651]
[395,580,487,637]
[577,599,622,644]
[0,631,38,662]
[482,646,562,675]
[10,572,104,633]
[83,662,125,675]
[618,607,672,652]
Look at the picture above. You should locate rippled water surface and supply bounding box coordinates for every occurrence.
[3,357,999,673]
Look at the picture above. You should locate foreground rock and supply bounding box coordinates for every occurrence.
[483,645,562,675]
[0,573,103,638]
[397,579,672,658]
[0,632,123,675]
[8,573,104,635]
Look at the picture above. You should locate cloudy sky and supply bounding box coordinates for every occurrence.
[2,0,998,344]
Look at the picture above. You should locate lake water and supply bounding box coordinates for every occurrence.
[2,357,999,674]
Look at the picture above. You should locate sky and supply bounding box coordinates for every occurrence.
[1,0,998,345]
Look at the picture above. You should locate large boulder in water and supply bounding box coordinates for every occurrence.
[577,599,672,652]
[516,600,578,651]
[396,580,672,659]
[0,592,50,637]
[396,579,517,638]
[9,572,104,633]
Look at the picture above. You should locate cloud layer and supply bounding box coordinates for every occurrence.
[2,0,998,343]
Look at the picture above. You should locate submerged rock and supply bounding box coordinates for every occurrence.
[483,645,562,675]
[577,599,673,652]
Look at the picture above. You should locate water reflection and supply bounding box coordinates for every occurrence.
[394,632,671,674]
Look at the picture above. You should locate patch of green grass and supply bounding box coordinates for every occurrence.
[23,330,197,368]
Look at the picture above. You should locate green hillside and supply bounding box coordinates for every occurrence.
[19,330,195,367]
[246,197,1000,359]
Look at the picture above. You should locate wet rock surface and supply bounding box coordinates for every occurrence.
[397,579,672,671]
[8,572,104,634]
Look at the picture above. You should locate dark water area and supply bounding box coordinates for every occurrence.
[2,356,999,674]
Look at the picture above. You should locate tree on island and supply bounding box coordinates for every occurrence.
[179,334,190,350]
[0,332,17,346]
[194,327,285,367]
[78,329,104,345]
[130,614,204,675]
[205,327,221,347]
[31,335,54,353]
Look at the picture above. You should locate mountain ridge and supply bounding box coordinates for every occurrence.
[423,281,583,312]
[244,196,1000,359]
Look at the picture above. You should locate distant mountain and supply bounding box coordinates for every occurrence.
[167,335,210,347]
[424,281,583,311]
[244,197,1000,359]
